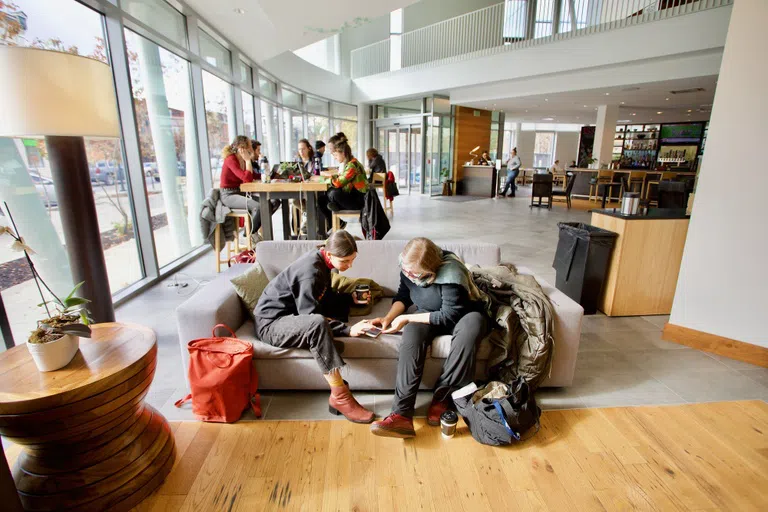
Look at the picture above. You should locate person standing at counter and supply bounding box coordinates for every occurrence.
[500,147,521,198]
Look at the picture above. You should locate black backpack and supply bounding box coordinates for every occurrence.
[453,377,541,446]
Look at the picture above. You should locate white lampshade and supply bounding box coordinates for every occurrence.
[0,46,120,138]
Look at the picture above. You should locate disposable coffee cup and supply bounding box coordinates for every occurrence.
[440,410,458,439]
[354,284,370,304]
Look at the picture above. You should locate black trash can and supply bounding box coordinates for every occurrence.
[552,222,618,315]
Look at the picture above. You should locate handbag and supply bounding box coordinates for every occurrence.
[385,180,400,199]
[175,324,261,422]
[229,249,256,266]
[452,377,540,446]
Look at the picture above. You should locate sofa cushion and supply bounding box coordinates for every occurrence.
[230,263,269,318]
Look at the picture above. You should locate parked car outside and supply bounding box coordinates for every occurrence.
[90,161,116,185]
[29,172,57,207]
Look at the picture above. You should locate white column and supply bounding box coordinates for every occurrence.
[182,76,203,246]
[669,0,768,347]
[357,103,371,158]
[136,37,191,255]
[592,104,619,169]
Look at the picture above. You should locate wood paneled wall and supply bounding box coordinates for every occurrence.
[453,106,492,192]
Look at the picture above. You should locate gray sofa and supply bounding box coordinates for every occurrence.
[176,241,583,390]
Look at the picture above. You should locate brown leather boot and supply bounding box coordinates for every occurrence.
[370,413,416,438]
[328,382,374,424]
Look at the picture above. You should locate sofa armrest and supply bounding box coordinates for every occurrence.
[175,265,248,385]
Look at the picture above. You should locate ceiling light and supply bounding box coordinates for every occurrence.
[605,92,610,96]
[525,110,528,112]
[542,117,555,121]
[583,105,588,108]
[544,98,549,101]
[620,101,625,105]
[631,113,636,116]
[233,7,246,14]
[687,109,692,112]
[665,98,670,101]
[656,111,663,114]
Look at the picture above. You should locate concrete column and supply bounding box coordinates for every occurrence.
[669,0,768,347]
[592,104,619,169]
[357,103,371,158]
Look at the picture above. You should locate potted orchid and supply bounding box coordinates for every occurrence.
[1,203,92,371]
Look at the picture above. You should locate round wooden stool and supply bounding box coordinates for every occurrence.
[0,323,174,512]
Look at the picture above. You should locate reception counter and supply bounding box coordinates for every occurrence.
[459,165,497,197]
[591,208,690,316]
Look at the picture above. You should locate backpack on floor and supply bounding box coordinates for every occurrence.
[175,324,261,422]
[452,377,540,446]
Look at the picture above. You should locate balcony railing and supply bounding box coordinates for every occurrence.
[350,0,732,79]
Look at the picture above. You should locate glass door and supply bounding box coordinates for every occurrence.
[409,125,422,193]
[376,123,426,194]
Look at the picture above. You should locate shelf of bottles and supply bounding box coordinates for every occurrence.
[614,124,660,168]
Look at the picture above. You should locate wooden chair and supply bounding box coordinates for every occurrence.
[552,171,567,188]
[214,210,252,273]
[658,181,687,209]
[372,172,394,215]
[552,171,575,209]
[331,210,360,232]
[530,174,554,209]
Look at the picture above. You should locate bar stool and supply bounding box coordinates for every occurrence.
[214,210,252,273]
[628,171,645,194]
[331,210,360,233]
[589,170,617,202]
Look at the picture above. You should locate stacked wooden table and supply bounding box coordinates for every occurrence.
[0,323,174,511]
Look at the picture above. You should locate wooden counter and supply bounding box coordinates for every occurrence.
[591,210,690,316]
[459,165,497,197]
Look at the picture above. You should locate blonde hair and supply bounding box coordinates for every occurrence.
[402,237,443,275]
[222,135,251,159]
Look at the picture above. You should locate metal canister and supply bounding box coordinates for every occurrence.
[621,192,640,215]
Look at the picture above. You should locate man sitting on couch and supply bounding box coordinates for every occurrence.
[253,231,374,423]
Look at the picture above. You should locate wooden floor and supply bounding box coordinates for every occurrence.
[5,401,768,511]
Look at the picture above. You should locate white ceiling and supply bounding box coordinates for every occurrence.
[459,76,718,125]
[184,0,414,62]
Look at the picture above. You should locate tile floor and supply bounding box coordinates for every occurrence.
[115,191,768,421]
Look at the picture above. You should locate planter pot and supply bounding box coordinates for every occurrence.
[27,334,80,372]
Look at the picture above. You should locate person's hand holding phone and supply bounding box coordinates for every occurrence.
[382,315,409,334]
[369,317,390,331]
[349,320,371,337]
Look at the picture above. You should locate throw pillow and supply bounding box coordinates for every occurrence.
[230,263,270,318]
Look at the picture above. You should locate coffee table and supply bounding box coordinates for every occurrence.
[0,323,174,512]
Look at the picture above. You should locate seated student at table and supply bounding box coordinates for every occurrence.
[218,135,265,245]
[369,238,489,438]
[314,140,326,173]
[549,160,562,173]
[253,230,374,423]
[318,132,369,228]
[366,148,387,182]
[297,138,319,176]
[251,139,269,173]
[568,160,577,168]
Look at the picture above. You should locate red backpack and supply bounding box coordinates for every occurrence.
[175,324,261,422]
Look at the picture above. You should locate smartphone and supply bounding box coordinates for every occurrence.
[364,327,382,338]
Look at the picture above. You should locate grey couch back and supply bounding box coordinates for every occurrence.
[256,240,501,295]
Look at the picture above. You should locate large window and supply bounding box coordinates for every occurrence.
[260,100,280,164]
[241,91,256,139]
[282,87,302,110]
[202,71,235,183]
[125,29,203,268]
[123,0,187,48]
[331,103,358,157]
[0,0,141,344]
[283,110,304,161]
[534,132,556,168]
[199,29,231,74]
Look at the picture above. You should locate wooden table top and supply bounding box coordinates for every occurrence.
[240,180,329,193]
[0,323,155,415]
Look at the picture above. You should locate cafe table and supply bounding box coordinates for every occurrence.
[240,179,330,240]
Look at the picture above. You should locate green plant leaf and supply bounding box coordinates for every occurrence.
[65,282,85,302]
[63,296,90,308]
[52,323,92,338]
